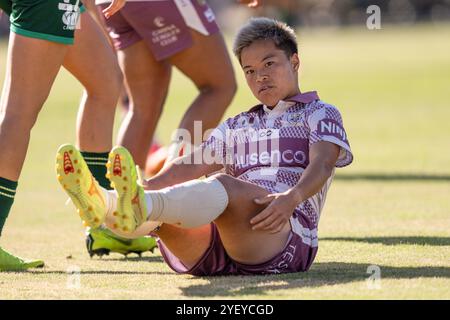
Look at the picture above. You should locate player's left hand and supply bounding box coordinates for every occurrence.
[251,192,297,233]
[103,0,126,19]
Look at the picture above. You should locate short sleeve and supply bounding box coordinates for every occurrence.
[307,104,353,167]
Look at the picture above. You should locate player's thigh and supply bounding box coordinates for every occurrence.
[1,32,68,116]
[117,41,172,109]
[168,30,235,90]
[156,223,212,269]
[213,174,292,265]
[8,0,81,45]
[63,12,122,95]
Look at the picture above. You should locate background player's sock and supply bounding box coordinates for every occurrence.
[80,151,112,190]
[145,176,229,228]
[0,177,17,237]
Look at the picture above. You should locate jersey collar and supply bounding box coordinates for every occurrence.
[262,91,320,116]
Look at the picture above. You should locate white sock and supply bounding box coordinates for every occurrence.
[100,188,117,218]
[144,176,228,229]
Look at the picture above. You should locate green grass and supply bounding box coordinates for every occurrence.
[0,23,449,299]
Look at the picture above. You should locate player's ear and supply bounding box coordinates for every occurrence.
[291,53,300,71]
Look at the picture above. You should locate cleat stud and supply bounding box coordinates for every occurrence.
[57,175,62,181]
[105,173,111,179]
[123,177,128,181]
[123,186,127,191]
[110,182,115,188]
[106,163,111,168]
[77,169,81,174]
[82,221,88,227]
[69,150,73,155]
[94,217,99,223]
[88,206,93,211]
[122,215,127,220]
[122,227,128,232]
[113,211,118,217]
[76,179,80,184]
[112,223,118,229]
[74,159,78,164]
[122,166,126,171]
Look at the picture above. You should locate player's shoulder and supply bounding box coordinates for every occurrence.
[304,100,341,115]
[224,104,263,129]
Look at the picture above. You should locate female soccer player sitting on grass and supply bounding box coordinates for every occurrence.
[56,17,353,275]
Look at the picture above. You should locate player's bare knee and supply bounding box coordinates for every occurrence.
[1,108,40,131]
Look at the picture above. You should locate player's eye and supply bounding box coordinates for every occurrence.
[265,61,274,68]
[245,69,255,75]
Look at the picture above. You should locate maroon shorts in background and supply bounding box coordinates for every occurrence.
[99,0,220,60]
[158,213,319,276]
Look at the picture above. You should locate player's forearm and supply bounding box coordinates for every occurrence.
[288,161,335,205]
[144,155,222,190]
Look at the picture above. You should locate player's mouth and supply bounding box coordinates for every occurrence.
[258,85,274,94]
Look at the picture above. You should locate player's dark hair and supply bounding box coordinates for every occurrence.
[233,17,298,64]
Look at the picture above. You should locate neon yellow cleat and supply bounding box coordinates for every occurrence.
[0,247,44,271]
[107,146,147,233]
[56,144,106,229]
[86,228,157,258]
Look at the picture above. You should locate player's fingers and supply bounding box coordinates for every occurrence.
[250,207,273,225]
[252,211,278,230]
[253,195,274,205]
[263,217,282,232]
[249,0,261,8]
[103,0,124,18]
[269,220,288,234]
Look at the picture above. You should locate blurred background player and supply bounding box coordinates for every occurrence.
[0,0,155,271]
[82,0,263,258]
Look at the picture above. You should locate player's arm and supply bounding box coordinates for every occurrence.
[143,147,223,190]
[251,141,340,233]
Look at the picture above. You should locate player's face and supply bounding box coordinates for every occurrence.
[241,39,300,108]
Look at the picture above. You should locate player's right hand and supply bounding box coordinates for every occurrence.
[103,0,126,18]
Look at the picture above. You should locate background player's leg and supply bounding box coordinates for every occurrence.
[0,33,68,181]
[115,41,172,169]
[63,12,121,155]
[168,31,237,152]
[0,33,68,270]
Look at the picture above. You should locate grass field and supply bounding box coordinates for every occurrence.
[0,22,449,299]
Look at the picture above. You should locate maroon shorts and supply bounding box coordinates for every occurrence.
[99,0,220,61]
[158,212,319,276]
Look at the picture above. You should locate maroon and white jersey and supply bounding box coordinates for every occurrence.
[202,91,353,245]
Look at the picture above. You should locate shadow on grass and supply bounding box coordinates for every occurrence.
[181,262,450,297]
[320,236,450,246]
[335,173,450,182]
[102,255,164,263]
[22,270,172,275]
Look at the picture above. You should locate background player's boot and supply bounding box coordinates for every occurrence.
[106,146,147,234]
[86,228,157,258]
[0,247,44,271]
